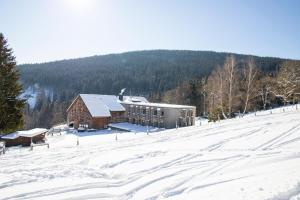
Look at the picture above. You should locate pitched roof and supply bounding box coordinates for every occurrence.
[123,96,149,103]
[1,132,19,140]
[79,94,125,117]
[1,128,48,140]
[18,128,48,138]
[121,101,196,109]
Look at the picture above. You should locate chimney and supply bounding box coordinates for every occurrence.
[119,88,126,101]
[119,93,123,101]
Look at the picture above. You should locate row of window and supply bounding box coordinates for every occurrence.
[128,118,165,128]
[181,109,194,117]
[126,106,164,116]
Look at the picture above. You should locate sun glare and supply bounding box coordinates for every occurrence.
[64,0,95,13]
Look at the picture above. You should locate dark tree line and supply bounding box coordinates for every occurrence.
[18,50,292,129]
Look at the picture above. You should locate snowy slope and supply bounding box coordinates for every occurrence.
[1,107,300,200]
[20,86,39,109]
[20,85,53,109]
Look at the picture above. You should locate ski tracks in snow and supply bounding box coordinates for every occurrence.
[1,109,300,199]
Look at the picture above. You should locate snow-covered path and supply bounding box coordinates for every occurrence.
[1,107,300,199]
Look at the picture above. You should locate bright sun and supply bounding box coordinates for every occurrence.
[64,0,95,13]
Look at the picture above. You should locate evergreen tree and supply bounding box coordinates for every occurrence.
[0,33,25,134]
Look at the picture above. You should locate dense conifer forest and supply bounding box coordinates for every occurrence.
[17,50,298,129]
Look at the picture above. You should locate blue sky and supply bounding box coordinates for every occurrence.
[1,0,300,64]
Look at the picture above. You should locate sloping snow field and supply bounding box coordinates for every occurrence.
[1,106,300,200]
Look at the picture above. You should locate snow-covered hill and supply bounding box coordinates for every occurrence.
[1,106,300,200]
[20,84,53,109]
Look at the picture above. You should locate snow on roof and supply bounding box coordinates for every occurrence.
[108,122,164,132]
[80,94,125,117]
[97,95,126,112]
[122,96,149,103]
[1,128,48,140]
[18,128,48,138]
[76,94,191,116]
[1,132,19,140]
[122,101,195,109]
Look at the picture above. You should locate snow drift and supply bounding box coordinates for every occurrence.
[1,106,300,200]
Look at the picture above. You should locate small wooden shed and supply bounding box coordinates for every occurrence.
[0,128,48,147]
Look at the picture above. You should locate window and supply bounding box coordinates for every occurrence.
[181,109,186,117]
[161,111,164,116]
[154,110,157,115]
[190,110,194,117]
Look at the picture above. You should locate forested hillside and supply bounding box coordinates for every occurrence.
[17,50,289,129]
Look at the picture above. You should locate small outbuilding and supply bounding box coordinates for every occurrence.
[0,128,48,147]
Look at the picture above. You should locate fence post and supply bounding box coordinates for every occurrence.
[147,125,149,135]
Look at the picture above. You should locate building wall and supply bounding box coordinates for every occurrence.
[67,95,195,130]
[92,117,110,129]
[163,107,196,129]
[122,103,196,129]
[67,96,126,129]
[110,111,126,123]
[1,134,46,147]
[67,96,94,129]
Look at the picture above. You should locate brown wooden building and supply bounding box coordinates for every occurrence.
[67,94,126,129]
[0,128,47,147]
[67,94,196,130]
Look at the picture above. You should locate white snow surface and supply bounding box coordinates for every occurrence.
[21,85,53,109]
[79,94,122,117]
[122,96,149,103]
[1,128,48,139]
[1,106,300,199]
[0,132,19,140]
[121,101,196,109]
[20,86,38,109]
[108,122,164,133]
[18,128,48,138]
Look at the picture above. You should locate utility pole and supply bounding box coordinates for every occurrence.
[270,107,272,114]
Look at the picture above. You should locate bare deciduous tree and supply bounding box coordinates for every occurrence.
[205,55,240,120]
[258,76,274,110]
[206,67,225,120]
[241,57,259,114]
[273,62,299,105]
[223,55,239,117]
